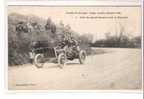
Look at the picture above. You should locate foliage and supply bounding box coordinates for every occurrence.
[91,24,141,48]
[8,13,93,66]
[91,33,141,48]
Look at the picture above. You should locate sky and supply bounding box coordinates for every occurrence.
[8,6,141,40]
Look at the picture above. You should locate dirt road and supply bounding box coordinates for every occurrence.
[8,48,142,90]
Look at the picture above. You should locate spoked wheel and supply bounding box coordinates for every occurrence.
[58,53,66,69]
[34,54,45,68]
[79,50,86,64]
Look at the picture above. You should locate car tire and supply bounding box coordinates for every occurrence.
[79,50,86,64]
[34,54,45,68]
[58,53,66,69]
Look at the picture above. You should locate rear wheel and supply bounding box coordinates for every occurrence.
[58,53,66,68]
[34,54,45,68]
[79,50,86,64]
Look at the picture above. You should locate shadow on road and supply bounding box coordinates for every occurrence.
[66,62,81,66]
[43,61,82,69]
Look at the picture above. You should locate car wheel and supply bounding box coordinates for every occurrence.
[58,53,66,68]
[34,54,45,68]
[79,50,86,64]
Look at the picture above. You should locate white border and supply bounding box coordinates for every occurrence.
[7,1,141,6]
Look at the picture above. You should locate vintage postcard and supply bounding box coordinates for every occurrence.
[7,5,142,90]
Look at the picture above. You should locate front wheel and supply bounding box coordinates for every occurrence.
[79,50,86,64]
[58,53,66,68]
[34,54,45,68]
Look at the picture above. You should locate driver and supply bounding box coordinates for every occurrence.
[57,26,80,52]
[61,35,80,52]
[70,37,80,52]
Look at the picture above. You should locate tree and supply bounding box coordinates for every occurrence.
[45,18,56,34]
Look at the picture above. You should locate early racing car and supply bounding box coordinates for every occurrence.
[29,41,86,68]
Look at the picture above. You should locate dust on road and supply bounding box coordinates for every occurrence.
[8,48,142,90]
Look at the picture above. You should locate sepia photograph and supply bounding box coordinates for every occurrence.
[8,6,142,90]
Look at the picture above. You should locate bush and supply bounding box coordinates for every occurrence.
[8,13,93,66]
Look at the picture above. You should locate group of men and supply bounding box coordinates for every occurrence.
[16,20,79,51]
